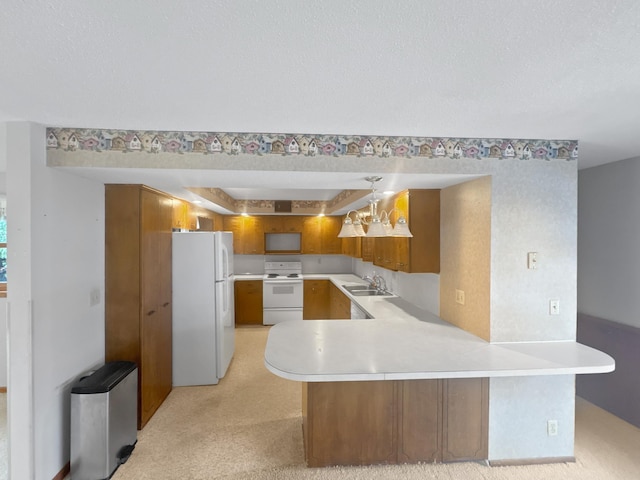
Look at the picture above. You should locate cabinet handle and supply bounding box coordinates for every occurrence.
[163,302,170,307]
[147,310,156,316]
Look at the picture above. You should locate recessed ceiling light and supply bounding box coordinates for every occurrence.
[383,190,394,196]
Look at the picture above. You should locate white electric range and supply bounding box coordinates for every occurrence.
[263,261,304,325]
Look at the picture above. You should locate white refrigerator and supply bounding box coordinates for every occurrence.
[172,231,235,386]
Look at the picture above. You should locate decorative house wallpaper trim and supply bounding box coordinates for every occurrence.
[45,128,578,161]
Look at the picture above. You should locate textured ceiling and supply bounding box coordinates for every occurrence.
[1,1,640,204]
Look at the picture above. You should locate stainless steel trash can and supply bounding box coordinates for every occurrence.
[70,361,138,480]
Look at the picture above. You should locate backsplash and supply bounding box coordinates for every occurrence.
[233,254,351,276]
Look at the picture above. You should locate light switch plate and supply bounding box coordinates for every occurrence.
[89,288,101,307]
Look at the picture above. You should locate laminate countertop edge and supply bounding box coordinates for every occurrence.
[263,274,615,383]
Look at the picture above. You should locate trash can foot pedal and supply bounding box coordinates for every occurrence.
[118,443,136,464]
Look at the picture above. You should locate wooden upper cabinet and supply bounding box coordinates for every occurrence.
[264,215,303,232]
[321,216,342,254]
[223,215,265,254]
[263,216,284,233]
[372,190,440,273]
[243,216,264,254]
[283,216,303,232]
[302,216,343,255]
[222,214,350,255]
[302,217,322,254]
[223,216,244,253]
[401,190,440,273]
[342,236,362,258]
[361,237,374,262]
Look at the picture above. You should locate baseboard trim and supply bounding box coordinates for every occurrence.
[52,461,70,480]
[0,387,6,393]
[489,456,575,466]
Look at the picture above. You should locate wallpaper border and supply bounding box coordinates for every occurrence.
[45,128,578,162]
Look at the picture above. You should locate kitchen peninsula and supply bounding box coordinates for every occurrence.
[264,274,615,468]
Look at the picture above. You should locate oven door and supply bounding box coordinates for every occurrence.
[263,279,303,309]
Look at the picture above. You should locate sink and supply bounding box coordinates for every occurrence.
[342,284,370,292]
[342,284,393,297]
[349,289,393,297]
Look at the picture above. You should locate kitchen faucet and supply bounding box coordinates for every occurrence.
[362,273,387,293]
[362,274,376,289]
[372,274,387,293]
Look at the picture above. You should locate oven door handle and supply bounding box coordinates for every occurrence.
[263,279,303,286]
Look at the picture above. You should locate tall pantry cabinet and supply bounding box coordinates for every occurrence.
[105,185,173,429]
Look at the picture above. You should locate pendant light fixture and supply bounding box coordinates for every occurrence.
[337,176,413,238]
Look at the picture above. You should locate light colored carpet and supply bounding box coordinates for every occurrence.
[110,326,640,480]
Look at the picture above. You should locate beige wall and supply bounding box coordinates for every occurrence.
[440,176,492,341]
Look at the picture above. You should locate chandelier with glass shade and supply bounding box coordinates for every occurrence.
[337,176,413,238]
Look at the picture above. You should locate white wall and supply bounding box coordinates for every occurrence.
[1,123,6,388]
[6,122,105,480]
[489,375,575,460]
[578,156,640,328]
[490,160,578,343]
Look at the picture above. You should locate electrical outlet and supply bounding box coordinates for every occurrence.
[547,419,558,436]
[455,289,465,305]
[527,252,538,270]
[549,300,560,315]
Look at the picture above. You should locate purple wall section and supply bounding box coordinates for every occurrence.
[576,313,640,428]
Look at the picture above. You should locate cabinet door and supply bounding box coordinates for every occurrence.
[397,380,442,463]
[405,190,440,273]
[263,216,284,232]
[305,381,398,467]
[139,189,173,427]
[302,217,322,254]
[321,216,342,254]
[242,216,264,254]
[374,237,396,270]
[223,216,244,253]
[361,237,375,262]
[234,280,263,325]
[441,378,489,462]
[329,282,351,320]
[303,280,330,319]
[341,236,361,258]
[283,215,303,232]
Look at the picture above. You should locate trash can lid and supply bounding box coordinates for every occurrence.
[71,361,137,394]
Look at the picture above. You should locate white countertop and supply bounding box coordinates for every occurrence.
[264,274,615,382]
[234,274,264,280]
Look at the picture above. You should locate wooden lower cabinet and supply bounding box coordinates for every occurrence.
[234,280,263,325]
[397,380,442,463]
[441,378,489,462]
[303,381,398,467]
[302,378,488,467]
[303,280,330,319]
[329,282,351,319]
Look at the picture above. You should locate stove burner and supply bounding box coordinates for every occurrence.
[287,274,299,278]
[267,274,278,278]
